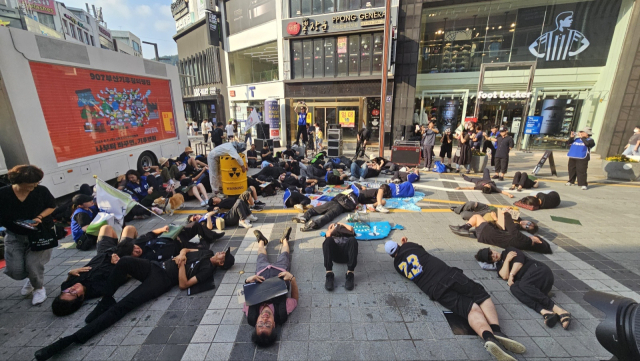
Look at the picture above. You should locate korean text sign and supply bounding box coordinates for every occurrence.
[339,110,355,128]
[30,62,177,163]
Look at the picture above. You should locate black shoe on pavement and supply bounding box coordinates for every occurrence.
[325,272,334,291]
[499,177,504,181]
[253,230,268,245]
[281,227,292,243]
[35,336,76,361]
[345,272,355,291]
[493,332,526,354]
[450,207,456,212]
[449,225,471,237]
[254,200,266,206]
[492,175,500,179]
[292,216,306,223]
[85,296,116,324]
[300,221,317,232]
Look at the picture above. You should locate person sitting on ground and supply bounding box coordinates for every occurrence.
[70,194,100,251]
[323,223,357,291]
[36,247,234,361]
[349,160,382,182]
[282,144,299,161]
[475,247,571,330]
[52,225,142,316]
[450,209,552,254]
[175,171,210,207]
[283,188,312,212]
[386,238,526,361]
[157,157,181,183]
[293,192,358,232]
[388,168,420,184]
[516,191,561,210]
[121,170,164,218]
[178,147,207,175]
[353,183,389,213]
[261,143,274,163]
[216,191,258,229]
[243,227,297,348]
[456,168,515,198]
[509,172,539,192]
[247,144,259,168]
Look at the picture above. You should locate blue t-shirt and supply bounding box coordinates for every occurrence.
[298,111,307,126]
[391,182,415,198]
[407,173,420,183]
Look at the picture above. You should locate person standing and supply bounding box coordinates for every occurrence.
[472,124,484,150]
[421,121,439,171]
[440,128,453,166]
[201,119,212,144]
[453,129,472,173]
[622,125,640,157]
[0,165,57,305]
[226,120,236,141]
[355,124,371,159]
[566,127,596,190]
[483,125,499,168]
[212,122,224,147]
[493,127,514,181]
[245,126,253,146]
[315,123,323,151]
[294,102,309,146]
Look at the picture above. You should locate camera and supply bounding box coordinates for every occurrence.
[584,291,640,360]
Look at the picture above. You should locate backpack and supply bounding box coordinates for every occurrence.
[141,238,179,262]
[310,152,326,165]
[334,193,358,212]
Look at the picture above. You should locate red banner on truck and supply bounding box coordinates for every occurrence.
[30,62,177,163]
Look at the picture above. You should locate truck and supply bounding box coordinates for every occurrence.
[0,27,188,197]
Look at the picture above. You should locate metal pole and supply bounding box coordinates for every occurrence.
[379,0,392,157]
[142,41,159,61]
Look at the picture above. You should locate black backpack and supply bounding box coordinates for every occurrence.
[334,193,358,212]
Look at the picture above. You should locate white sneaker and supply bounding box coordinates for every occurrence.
[294,204,304,212]
[248,214,258,221]
[376,205,389,213]
[349,176,356,182]
[239,219,252,229]
[581,186,588,190]
[21,279,34,296]
[359,177,365,182]
[421,167,429,171]
[32,287,46,305]
[565,182,572,186]
[200,200,207,206]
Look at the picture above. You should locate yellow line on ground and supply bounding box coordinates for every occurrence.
[420,198,515,209]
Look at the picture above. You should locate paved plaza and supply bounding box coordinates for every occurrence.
[1,150,639,361]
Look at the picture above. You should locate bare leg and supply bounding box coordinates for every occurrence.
[197,184,209,201]
[281,236,290,254]
[467,303,493,337]
[467,214,487,228]
[120,226,138,240]
[98,225,118,239]
[478,298,500,326]
[258,240,267,255]
[249,186,258,202]
[373,189,385,207]
[189,187,204,202]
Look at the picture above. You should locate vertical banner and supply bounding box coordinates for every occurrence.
[540,99,566,134]
[264,98,280,139]
[442,100,459,134]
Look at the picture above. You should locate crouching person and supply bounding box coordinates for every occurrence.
[243,227,298,347]
[323,223,358,291]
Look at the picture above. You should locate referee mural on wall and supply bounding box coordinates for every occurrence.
[529,12,590,62]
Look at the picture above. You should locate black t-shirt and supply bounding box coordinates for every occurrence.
[0,185,57,235]
[365,167,381,178]
[537,191,560,209]
[358,127,370,142]
[282,150,296,159]
[473,181,499,193]
[495,136,514,158]
[261,148,272,158]
[217,197,238,209]
[393,242,456,299]
[358,188,378,204]
[247,150,258,159]
[476,213,532,250]
[496,247,534,282]
[60,236,120,299]
[331,224,356,238]
[162,250,215,285]
[212,128,224,144]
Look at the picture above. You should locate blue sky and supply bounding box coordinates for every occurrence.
[62,0,178,57]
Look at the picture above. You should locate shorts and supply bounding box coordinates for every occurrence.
[475,222,489,238]
[435,274,491,318]
[76,233,99,251]
[256,251,291,279]
[440,145,452,158]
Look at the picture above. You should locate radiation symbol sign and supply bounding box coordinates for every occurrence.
[228,167,241,178]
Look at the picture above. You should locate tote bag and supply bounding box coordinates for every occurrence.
[29,222,58,251]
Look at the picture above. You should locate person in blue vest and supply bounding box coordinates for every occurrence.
[70,194,100,251]
[294,102,309,146]
[483,125,499,168]
[566,127,596,190]
[381,181,415,198]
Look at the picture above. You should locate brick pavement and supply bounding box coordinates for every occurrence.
[1,152,639,361]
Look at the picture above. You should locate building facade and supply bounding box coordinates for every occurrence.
[112,30,142,57]
[391,0,639,156]
[0,0,23,29]
[55,3,99,47]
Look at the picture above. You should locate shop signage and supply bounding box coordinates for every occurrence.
[192,86,218,97]
[478,91,532,99]
[26,0,56,16]
[230,90,236,97]
[339,110,355,128]
[171,0,189,19]
[98,25,111,40]
[208,12,220,46]
[264,99,280,139]
[64,14,87,30]
[282,7,393,37]
[176,12,195,31]
[524,116,543,135]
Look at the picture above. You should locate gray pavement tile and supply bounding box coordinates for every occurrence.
[122,326,155,346]
[286,307,310,324]
[309,323,331,341]
[254,343,279,361]
[280,323,309,341]
[385,322,411,340]
[357,341,396,361]
[457,338,493,360]
[391,339,421,360]
[204,343,233,361]
[27,327,67,347]
[178,310,207,326]
[329,306,351,323]
[83,345,117,360]
[108,345,139,361]
[414,339,444,360]
[532,337,571,358]
[364,322,389,341]
[309,307,331,323]
[213,325,240,343]
[181,343,211,361]
[50,344,92,361]
[234,324,254,343]
[156,344,188,361]
[278,341,308,361]
[406,322,433,340]
[157,311,186,327]
[229,342,255,360]
[145,327,175,345]
[136,310,166,327]
[191,325,219,343]
[519,319,550,337]
[351,324,367,341]
[330,323,353,340]
[166,326,197,344]
[200,310,225,325]
[97,326,133,346]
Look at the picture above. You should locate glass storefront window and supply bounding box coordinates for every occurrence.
[312,0,322,14]
[418,0,623,74]
[314,38,324,77]
[336,0,348,12]
[348,35,360,76]
[289,0,379,17]
[349,0,360,11]
[229,42,279,85]
[324,0,334,13]
[291,32,382,79]
[301,0,312,16]
[290,0,301,17]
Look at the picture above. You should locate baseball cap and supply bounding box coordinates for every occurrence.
[385,241,398,256]
[72,193,94,206]
[222,248,235,270]
[579,127,593,135]
[499,127,509,132]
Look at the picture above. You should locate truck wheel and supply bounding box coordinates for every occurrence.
[137,151,157,172]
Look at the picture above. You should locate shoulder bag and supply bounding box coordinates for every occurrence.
[29,221,59,251]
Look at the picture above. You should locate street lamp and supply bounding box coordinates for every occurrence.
[142,41,159,61]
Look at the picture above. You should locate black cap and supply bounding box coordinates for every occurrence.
[72,194,94,206]
[222,247,235,270]
[476,248,492,263]
[500,127,509,132]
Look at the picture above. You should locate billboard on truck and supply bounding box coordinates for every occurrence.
[29,62,177,163]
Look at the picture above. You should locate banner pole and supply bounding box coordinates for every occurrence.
[94,175,167,222]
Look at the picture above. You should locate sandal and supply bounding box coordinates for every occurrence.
[559,313,572,330]
[281,226,292,243]
[543,312,559,328]
[509,185,516,190]
[253,230,268,245]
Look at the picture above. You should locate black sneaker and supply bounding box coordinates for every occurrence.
[254,200,266,206]
[493,332,526,354]
[345,272,355,291]
[300,221,316,232]
[281,226,292,243]
[292,216,306,224]
[449,225,471,237]
[325,272,334,291]
[85,296,116,323]
[499,177,504,181]
[35,335,76,361]
[492,175,500,179]
[253,230,268,245]
[484,339,516,361]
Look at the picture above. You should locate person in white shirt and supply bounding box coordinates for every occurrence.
[202,119,212,144]
[226,120,235,141]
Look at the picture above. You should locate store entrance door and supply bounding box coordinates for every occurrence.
[314,107,337,143]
